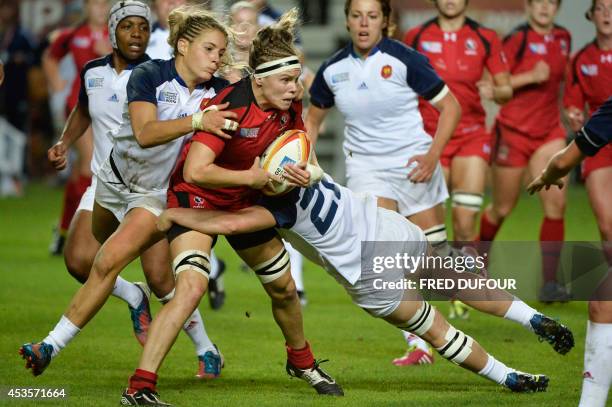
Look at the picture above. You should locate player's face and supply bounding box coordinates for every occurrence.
[526,0,559,29]
[346,0,387,56]
[115,16,150,61]
[259,68,301,111]
[592,0,612,36]
[155,0,186,28]
[180,29,227,82]
[86,0,110,27]
[436,0,468,19]
[231,8,259,50]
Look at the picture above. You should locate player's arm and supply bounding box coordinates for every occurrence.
[47,103,92,171]
[477,71,512,105]
[158,206,276,235]
[42,31,71,93]
[304,105,330,146]
[509,60,550,90]
[527,141,584,194]
[562,59,586,132]
[183,141,273,189]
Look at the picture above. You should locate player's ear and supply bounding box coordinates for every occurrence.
[177,38,189,56]
[255,76,264,87]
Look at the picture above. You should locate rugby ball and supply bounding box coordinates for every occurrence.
[260,129,311,196]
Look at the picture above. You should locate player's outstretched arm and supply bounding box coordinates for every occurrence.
[158,206,276,235]
[47,104,92,171]
[527,141,584,194]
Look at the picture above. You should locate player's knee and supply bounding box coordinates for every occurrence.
[91,248,122,280]
[452,215,476,241]
[491,203,513,221]
[64,252,91,284]
[396,301,436,337]
[588,300,612,322]
[268,275,298,305]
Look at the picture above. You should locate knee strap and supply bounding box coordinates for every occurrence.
[252,247,290,284]
[172,250,210,280]
[436,326,474,365]
[451,192,484,211]
[398,301,436,336]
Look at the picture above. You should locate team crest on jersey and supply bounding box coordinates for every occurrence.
[193,195,206,208]
[239,127,260,138]
[331,72,349,84]
[581,64,599,76]
[529,43,547,55]
[158,90,178,104]
[87,78,104,89]
[465,38,478,56]
[421,41,442,53]
[381,65,392,79]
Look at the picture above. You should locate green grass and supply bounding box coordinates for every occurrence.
[0,183,602,406]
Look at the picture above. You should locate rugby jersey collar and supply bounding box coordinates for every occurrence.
[106,53,150,70]
[171,59,208,90]
[349,38,383,59]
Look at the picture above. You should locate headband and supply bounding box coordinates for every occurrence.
[254,56,301,78]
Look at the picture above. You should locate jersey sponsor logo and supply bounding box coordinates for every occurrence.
[358,82,368,90]
[421,41,442,53]
[331,72,349,84]
[528,43,547,55]
[465,38,478,56]
[87,77,104,89]
[158,90,178,104]
[601,54,612,64]
[108,93,119,102]
[581,64,599,76]
[239,127,260,138]
[381,65,392,79]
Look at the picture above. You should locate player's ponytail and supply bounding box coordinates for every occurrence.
[249,8,300,69]
[344,0,396,38]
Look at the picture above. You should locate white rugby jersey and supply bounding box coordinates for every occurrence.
[146,23,173,60]
[109,58,228,193]
[78,54,149,175]
[259,174,378,285]
[310,37,448,167]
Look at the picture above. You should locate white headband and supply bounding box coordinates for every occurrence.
[254,56,302,78]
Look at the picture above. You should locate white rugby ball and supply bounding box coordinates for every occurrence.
[260,129,311,196]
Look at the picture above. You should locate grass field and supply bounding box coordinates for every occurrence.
[0,182,602,406]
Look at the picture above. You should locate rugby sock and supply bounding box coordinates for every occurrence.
[209,250,220,279]
[286,242,304,292]
[43,316,80,358]
[540,217,564,283]
[579,321,612,407]
[59,175,91,232]
[183,308,215,355]
[478,354,512,385]
[423,225,452,257]
[502,299,537,331]
[112,278,144,308]
[128,369,157,393]
[479,211,501,242]
[286,341,315,369]
[402,331,432,353]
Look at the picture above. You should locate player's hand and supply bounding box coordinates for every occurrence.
[284,161,311,187]
[47,141,68,170]
[198,102,239,139]
[567,107,585,132]
[476,80,495,100]
[407,153,437,183]
[156,210,174,232]
[527,174,564,195]
[531,60,550,84]
[248,157,279,189]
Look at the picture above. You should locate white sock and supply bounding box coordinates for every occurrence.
[111,277,144,309]
[43,316,81,358]
[579,321,612,407]
[402,331,431,353]
[183,308,215,355]
[285,241,304,292]
[503,298,537,331]
[209,250,220,279]
[478,354,512,385]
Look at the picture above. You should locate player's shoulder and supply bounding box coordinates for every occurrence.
[130,58,173,87]
[553,24,572,40]
[465,18,499,40]
[573,39,597,61]
[319,44,353,72]
[503,22,530,43]
[379,37,429,66]
[212,77,251,110]
[82,54,112,76]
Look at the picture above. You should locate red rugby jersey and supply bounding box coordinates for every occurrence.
[170,78,306,211]
[404,17,508,137]
[564,40,612,115]
[496,23,571,137]
[48,24,110,111]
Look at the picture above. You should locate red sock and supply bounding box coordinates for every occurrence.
[540,217,564,283]
[479,211,501,242]
[286,341,314,369]
[128,369,157,394]
[59,175,91,232]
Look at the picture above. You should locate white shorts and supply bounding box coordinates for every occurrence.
[76,175,97,213]
[345,153,449,217]
[331,208,428,318]
[95,158,166,222]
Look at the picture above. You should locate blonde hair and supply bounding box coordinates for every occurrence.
[249,7,300,69]
[168,4,231,58]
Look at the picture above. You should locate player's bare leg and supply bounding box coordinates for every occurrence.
[480,165,523,241]
[450,156,487,242]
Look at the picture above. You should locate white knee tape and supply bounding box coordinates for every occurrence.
[172,250,211,279]
[252,248,290,284]
[436,326,474,365]
[400,301,435,336]
[451,192,484,211]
